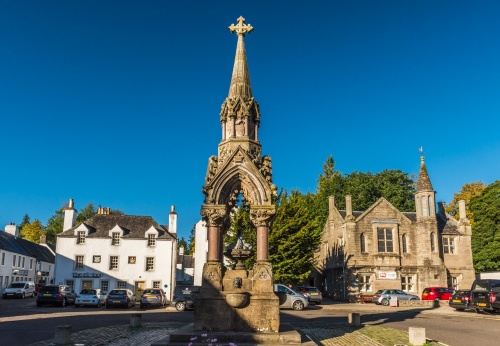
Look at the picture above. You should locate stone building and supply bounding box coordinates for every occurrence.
[313,156,475,301]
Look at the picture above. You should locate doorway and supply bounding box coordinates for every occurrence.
[135,281,145,297]
[82,280,93,290]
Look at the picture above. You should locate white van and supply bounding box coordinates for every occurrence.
[2,281,36,299]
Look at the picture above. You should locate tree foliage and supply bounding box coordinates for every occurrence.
[446,181,487,225]
[224,200,256,269]
[19,219,45,243]
[469,181,500,272]
[269,190,321,285]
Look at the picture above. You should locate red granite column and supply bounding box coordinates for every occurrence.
[207,225,221,261]
[201,205,227,263]
[256,225,268,261]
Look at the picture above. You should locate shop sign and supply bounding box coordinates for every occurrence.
[72,272,103,278]
[378,271,397,279]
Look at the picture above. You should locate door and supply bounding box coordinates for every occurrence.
[82,280,93,290]
[135,281,146,297]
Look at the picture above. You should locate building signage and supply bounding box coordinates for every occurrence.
[13,270,29,276]
[378,271,397,279]
[72,272,103,278]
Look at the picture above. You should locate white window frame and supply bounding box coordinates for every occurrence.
[401,275,415,292]
[153,281,161,289]
[443,236,455,254]
[147,234,156,247]
[145,257,155,271]
[77,231,86,244]
[111,232,120,246]
[75,255,84,270]
[358,274,372,292]
[116,280,127,289]
[377,228,394,253]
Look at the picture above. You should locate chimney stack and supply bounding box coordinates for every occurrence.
[346,195,353,218]
[169,205,177,234]
[459,200,467,220]
[5,222,19,237]
[63,198,77,232]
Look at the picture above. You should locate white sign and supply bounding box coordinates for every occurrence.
[378,271,397,279]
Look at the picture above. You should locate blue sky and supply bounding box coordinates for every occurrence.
[1,1,498,241]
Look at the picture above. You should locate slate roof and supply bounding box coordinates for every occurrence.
[58,214,175,240]
[0,231,55,263]
[437,212,462,235]
[417,156,434,191]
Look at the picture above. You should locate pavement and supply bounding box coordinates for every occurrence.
[27,300,469,346]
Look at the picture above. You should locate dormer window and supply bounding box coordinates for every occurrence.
[111,232,120,246]
[147,234,156,247]
[77,231,86,244]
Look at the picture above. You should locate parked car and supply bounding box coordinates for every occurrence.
[75,288,105,308]
[2,281,35,299]
[372,289,419,305]
[471,279,500,313]
[172,285,201,311]
[140,288,167,309]
[449,289,472,311]
[421,287,454,301]
[105,289,136,308]
[274,284,309,311]
[36,284,76,307]
[294,286,322,305]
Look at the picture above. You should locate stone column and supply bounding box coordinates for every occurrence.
[250,205,276,262]
[201,205,227,262]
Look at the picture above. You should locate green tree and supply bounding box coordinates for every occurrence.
[269,190,321,285]
[76,202,97,223]
[177,237,188,251]
[45,208,64,244]
[469,181,500,272]
[19,219,45,243]
[18,214,30,234]
[187,224,196,255]
[224,200,256,269]
[446,181,487,225]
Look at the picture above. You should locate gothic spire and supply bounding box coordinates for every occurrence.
[417,149,434,192]
[228,16,253,99]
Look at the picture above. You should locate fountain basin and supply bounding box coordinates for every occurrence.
[225,292,248,308]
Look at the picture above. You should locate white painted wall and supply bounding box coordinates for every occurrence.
[55,234,176,299]
[193,220,208,286]
[0,250,37,288]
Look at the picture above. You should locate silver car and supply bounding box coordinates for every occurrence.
[274,284,309,311]
[372,289,419,305]
[75,288,105,308]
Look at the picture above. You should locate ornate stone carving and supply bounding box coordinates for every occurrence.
[205,156,218,183]
[250,206,276,227]
[259,155,273,183]
[201,205,227,226]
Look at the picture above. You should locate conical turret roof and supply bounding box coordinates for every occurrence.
[417,155,434,192]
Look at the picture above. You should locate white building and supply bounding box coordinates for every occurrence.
[0,224,56,289]
[193,220,208,286]
[55,199,178,299]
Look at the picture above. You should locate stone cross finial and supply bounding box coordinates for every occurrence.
[229,16,253,36]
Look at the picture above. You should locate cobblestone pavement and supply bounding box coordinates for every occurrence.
[28,302,470,346]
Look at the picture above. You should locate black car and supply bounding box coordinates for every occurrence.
[172,285,200,311]
[294,286,323,305]
[449,289,472,311]
[36,285,77,307]
[471,279,500,313]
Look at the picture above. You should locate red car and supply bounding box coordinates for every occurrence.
[421,287,454,301]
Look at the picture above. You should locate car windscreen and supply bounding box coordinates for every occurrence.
[8,283,26,288]
[80,289,96,295]
[40,286,59,293]
[110,290,127,295]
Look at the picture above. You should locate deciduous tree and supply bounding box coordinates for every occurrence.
[446,181,487,225]
[19,219,45,243]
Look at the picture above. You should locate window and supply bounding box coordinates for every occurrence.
[111,232,120,245]
[22,257,25,268]
[430,232,436,252]
[401,275,415,292]
[13,255,16,267]
[153,281,161,289]
[75,256,84,269]
[30,259,33,270]
[77,231,86,244]
[449,276,459,290]
[402,234,408,253]
[1,252,4,265]
[100,280,109,294]
[147,234,156,247]
[128,256,136,264]
[18,256,21,267]
[360,234,366,253]
[109,256,118,270]
[93,255,101,263]
[358,275,372,292]
[377,228,393,252]
[146,257,155,271]
[117,281,127,289]
[422,196,428,217]
[443,237,455,254]
[65,280,74,290]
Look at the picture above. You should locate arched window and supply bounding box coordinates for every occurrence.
[430,232,435,252]
[402,234,407,253]
[360,233,366,253]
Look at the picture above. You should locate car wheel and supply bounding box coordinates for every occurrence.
[61,299,66,307]
[409,298,417,301]
[175,301,186,311]
[381,298,389,306]
[292,300,305,311]
[96,301,101,308]
[22,293,25,299]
